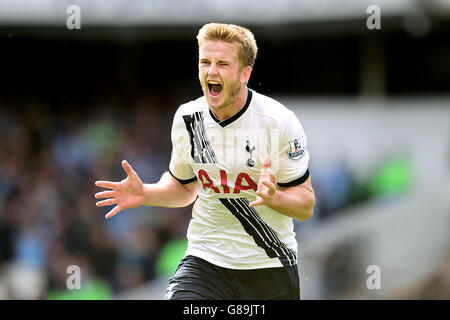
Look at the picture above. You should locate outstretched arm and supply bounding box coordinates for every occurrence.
[95,160,197,219]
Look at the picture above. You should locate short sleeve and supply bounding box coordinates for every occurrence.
[168,108,197,184]
[273,110,310,187]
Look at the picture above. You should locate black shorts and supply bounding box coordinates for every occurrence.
[164,255,300,300]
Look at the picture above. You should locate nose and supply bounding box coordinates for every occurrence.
[208,62,219,75]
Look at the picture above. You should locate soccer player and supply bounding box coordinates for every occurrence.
[95,23,315,300]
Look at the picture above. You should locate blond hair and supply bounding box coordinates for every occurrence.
[197,23,258,68]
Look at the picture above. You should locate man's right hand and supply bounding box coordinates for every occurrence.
[95,160,145,219]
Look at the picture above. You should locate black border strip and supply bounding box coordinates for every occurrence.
[1,300,441,317]
[277,169,310,188]
[168,169,197,185]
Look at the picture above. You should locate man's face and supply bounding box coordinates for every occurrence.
[198,40,248,111]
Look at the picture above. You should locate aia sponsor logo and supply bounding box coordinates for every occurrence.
[198,169,257,194]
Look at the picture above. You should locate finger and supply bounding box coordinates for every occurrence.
[249,198,264,207]
[262,154,271,173]
[95,191,115,199]
[256,190,270,200]
[122,160,136,177]
[95,181,119,189]
[262,181,275,195]
[96,198,117,207]
[105,205,121,219]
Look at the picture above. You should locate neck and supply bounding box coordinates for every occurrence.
[212,85,248,121]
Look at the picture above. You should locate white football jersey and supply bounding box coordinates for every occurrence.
[169,88,310,269]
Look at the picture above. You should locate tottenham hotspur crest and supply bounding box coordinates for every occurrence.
[287,137,305,160]
[245,140,256,167]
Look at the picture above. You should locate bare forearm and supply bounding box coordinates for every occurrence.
[267,186,315,221]
[143,172,197,208]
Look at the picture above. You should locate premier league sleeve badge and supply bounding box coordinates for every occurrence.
[286,137,305,160]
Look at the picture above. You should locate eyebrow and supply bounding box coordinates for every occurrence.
[199,58,231,64]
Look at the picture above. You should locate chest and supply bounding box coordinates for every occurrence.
[182,111,279,194]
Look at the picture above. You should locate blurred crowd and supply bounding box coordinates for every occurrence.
[0,95,413,299]
[0,96,192,299]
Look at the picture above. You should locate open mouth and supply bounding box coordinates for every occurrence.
[207,80,223,97]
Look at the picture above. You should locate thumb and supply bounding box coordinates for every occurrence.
[122,160,136,177]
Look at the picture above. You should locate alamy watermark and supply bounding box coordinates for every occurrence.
[63,4,381,32]
[66,5,81,30]
[366,265,381,290]
[66,265,81,290]
[366,5,381,30]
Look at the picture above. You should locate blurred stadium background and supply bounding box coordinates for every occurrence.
[0,0,449,300]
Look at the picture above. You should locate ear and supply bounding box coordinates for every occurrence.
[240,66,252,85]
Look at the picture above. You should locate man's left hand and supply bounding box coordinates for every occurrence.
[249,155,277,207]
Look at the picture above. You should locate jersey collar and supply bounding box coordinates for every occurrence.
[209,88,253,128]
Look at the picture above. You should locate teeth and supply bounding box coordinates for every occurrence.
[208,81,221,85]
